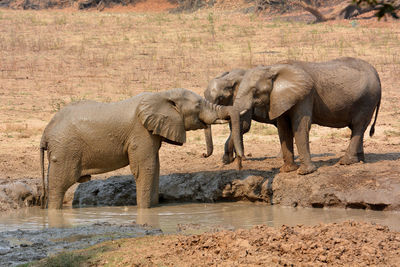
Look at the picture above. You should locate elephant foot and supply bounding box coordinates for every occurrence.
[339,154,360,165]
[297,163,317,175]
[280,163,299,173]
[48,200,63,209]
[40,194,48,209]
[357,152,365,162]
[222,153,235,164]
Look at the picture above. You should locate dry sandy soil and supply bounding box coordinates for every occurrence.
[1,1,400,265]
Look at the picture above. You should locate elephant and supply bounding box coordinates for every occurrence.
[40,88,242,209]
[229,57,381,175]
[203,69,277,163]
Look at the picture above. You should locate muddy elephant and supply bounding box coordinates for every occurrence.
[203,69,277,163]
[40,88,242,209]
[230,57,381,175]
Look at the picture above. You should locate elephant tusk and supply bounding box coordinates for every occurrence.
[240,109,248,116]
[214,119,229,124]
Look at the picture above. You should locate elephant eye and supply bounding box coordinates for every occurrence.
[168,99,177,107]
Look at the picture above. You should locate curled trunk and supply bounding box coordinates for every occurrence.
[201,100,221,158]
[201,100,243,168]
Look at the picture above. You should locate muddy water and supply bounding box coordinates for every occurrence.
[1,202,399,233]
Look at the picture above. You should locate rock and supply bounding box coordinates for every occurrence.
[73,170,272,208]
[271,162,400,211]
[159,170,270,203]
[73,162,400,211]
[72,176,137,207]
[222,175,270,202]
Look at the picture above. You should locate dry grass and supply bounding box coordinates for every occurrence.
[0,8,399,179]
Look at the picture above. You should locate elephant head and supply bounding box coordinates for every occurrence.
[137,88,243,149]
[232,64,313,159]
[203,69,246,158]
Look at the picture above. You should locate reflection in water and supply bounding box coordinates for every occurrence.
[0,202,399,233]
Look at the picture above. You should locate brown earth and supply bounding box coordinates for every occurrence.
[40,221,400,266]
[104,0,177,13]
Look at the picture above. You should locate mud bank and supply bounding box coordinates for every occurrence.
[2,160,399,213]
[72,160,400,211]
[35,221,400,266]
[0,222,161,266]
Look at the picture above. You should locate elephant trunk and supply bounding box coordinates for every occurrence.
[203,91,215,158]
[234,90,254,116]
[229,92,254,168]
[201,99,229,124]
[200,100,219,167]
[203,125,213,158]
[228,106,244,169]
[200,100,243,168]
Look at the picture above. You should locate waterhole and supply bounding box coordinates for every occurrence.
[1,202,399,233]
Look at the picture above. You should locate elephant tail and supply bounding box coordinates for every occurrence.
[369,98,380,137]
[40,137,48,209]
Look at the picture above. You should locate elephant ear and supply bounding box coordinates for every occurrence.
[269,64,313,120]
[137,93,186,144]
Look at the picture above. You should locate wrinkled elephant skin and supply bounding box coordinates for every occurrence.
[232,57,381,175]
[40,88,241,209]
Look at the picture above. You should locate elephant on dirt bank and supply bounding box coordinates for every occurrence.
[229,57,381,175]
[203,69,277,163]
[40,88,242,209]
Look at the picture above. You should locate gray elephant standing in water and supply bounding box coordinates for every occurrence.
[229,57,381,175]
[203,69,277,163]
[40,88,242,209]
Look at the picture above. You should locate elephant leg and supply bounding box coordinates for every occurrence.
[291,113,316,175]
[277,116,298,173]
[339,125,367,165]
[223,117,251,164]
[223,132,235,164]
[128,136,161,209]
[357,137,365,162]
[48,159,80,209]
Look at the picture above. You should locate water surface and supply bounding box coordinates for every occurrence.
[0,202,399,233]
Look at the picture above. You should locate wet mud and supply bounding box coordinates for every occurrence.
[0,222,161,266]
[34,221,400,266]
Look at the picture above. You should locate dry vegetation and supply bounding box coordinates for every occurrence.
[0,7,399,183]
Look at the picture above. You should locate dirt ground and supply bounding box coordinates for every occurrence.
[36,221,399,266]
[1,2,400,265]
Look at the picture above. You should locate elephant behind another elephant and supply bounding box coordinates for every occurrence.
[203,69,278,163]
